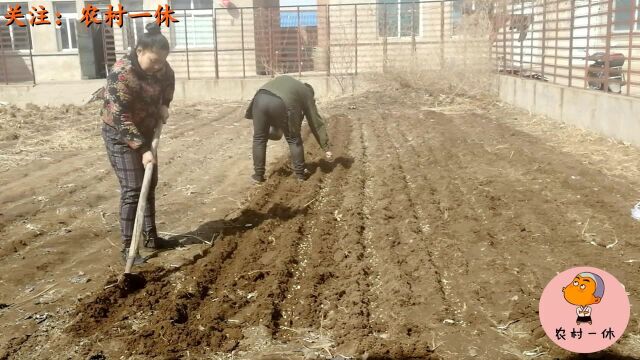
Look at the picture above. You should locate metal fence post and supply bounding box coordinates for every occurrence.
[511,1,515,76]
[214,8,219,79]
[241,8,246,79]
[184,9,191,80]
[354,4,358,75]
[519,0,524,78]
[411,1,416,54]
[268,8,274,76]
[0,26,7,84]
[464,5,469,71]
[101,15,109,77]
[327,4,331,76]
[542,0,546,79]
[627,0,635,95]
[27,23,35,84]
[568,0,576,87]
[603,0,613,92]
[584,0,592,89]
[491,5,496,71]
[553,1,559,84]
[440,0,445,69]
[496,2,508,71]
[529,2,534,75]
[383,3,388,72]
[297,6,302,76]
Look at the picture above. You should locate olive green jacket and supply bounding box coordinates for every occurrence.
[245,75,330,150]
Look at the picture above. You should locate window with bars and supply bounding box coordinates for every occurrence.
[171,0,215,48]
[53,2,77,50]
[377,0,420,38]
[613,0,640,31]
[0,2,31,50]
[451,0,477,33]
[122,0,146,49]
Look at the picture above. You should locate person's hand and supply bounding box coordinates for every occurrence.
[142,151,156,167]
[160,105,169,124]
[325,151,333,160]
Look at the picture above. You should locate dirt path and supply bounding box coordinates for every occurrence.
[1,87,639,359]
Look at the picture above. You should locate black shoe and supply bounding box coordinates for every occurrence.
[251,174,266,183]
[143,232,171,250]
[121,248,146,265]
[296,168,310,181]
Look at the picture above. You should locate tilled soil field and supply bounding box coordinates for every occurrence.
[1,85,639,359]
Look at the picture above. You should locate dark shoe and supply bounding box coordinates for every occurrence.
[251,174,266,183]
[296,168,310,181]
[121,248,146,265]
[143,232,171,249]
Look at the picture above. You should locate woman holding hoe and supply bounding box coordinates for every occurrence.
[100,23,175,264]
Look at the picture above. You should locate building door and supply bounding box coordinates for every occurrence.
[77,0,115,79]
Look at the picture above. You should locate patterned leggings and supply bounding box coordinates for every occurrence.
[102,124,158,248]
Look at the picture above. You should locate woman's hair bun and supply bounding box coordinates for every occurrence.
[145,22,162,35]
[136,22,170,51]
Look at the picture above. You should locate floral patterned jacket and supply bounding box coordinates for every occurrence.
[101,52,175,153]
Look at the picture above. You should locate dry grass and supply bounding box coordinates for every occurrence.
[0,103,102,172]
[383,1,497,99]
[207,325,337,360]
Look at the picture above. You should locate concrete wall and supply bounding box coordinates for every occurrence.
[31,55,81,82]
[0,55,34,82]
[497,75,640,146]
[0,74,361,106]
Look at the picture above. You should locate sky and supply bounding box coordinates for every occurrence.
[279,0,317,7]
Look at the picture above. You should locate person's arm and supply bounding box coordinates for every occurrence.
[303,96,331,154]
[107,68,149,153]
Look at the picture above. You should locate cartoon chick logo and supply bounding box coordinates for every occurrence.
[562,272,605,325]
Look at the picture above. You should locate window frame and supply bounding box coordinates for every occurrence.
[0,2,32,52]
[613,0,640,32]
[377,0,422,39]
[170,0,215,49]
[126,17,147,49]
[121,0,145,50]
[53,2,78,51]
[451,0,478,36]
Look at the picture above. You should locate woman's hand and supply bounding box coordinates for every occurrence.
[142,151,156,167]
[325,151,333,160]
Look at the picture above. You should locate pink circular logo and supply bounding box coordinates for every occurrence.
[539,267,630,353]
